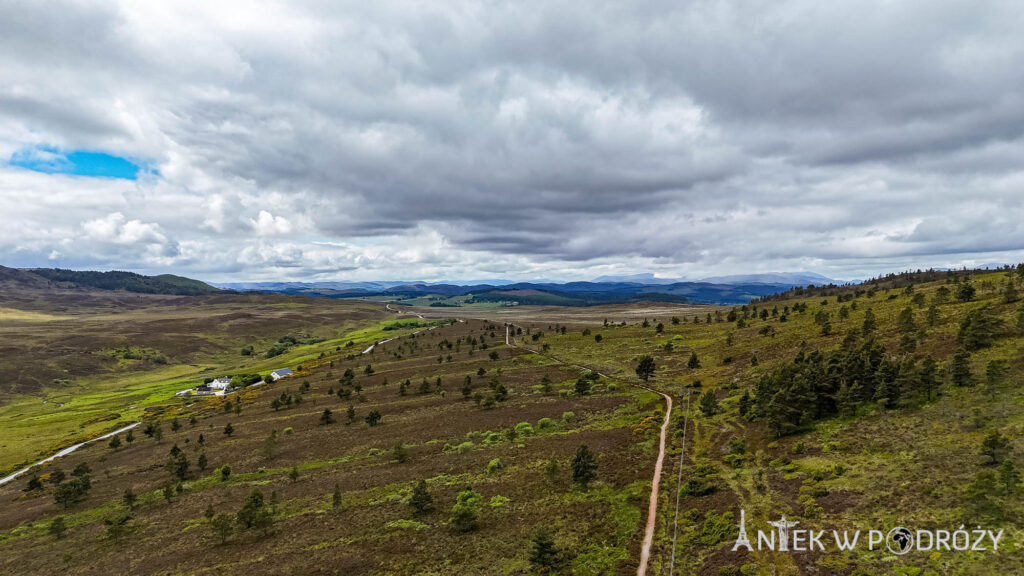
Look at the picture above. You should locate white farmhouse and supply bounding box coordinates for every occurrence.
[209,376,232,390]
[269,368,293,381]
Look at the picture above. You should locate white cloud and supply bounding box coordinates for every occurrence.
[82,212,166,245]
[2,1,1024,281]
[249,210,292,236]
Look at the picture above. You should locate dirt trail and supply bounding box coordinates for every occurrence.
[636,387,671,576]
[501,320,672,576]
[0,421,141,487]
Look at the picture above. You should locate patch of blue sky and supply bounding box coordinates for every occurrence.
[9,145,151,180]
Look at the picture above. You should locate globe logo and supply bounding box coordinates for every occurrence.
[887,527,914,555]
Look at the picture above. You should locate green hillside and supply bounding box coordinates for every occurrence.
[1,267,1023,575]
[29,268,220,295]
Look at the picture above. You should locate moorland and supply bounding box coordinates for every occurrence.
[1,265,1024,575]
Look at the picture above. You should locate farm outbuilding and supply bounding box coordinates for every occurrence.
[269,368,293,381]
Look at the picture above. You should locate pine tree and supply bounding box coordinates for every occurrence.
[409,479,433,514]
[123,487,137,509]
[958,305,1004,350]
[957,279,976,302]
[919,356,938,401]
[332,484,343,510]
[1000,460,1020,495]
[688,352,701,369]
[896,306,915,333]
[571,444,598,489]
[950,349,973,387]
[166,446,190,480]
[1002,279,1019,303]
[529,528,561,571]
[544,457,559,485]
[986,359,1010,400]
[211,514,234,544]
[981,430,1010,464]
[635,355,656,381]
[698,390,719,416]
[365,410,382,426]
[861,309,877,335]
[237,489,274,535]
[738,391,751,418]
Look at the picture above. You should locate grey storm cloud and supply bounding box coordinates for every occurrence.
[1,0,1024,282]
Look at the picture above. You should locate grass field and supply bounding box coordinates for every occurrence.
[2,270,1024,574]
[0,291,437,475]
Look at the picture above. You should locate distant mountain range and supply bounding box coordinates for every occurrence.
[215,272,845,306]
[1,266,846,306]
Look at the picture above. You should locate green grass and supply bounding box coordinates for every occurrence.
[0,317,434,475]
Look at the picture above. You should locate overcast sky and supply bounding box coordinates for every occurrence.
[3,0,1024,283]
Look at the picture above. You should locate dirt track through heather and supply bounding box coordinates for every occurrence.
[501,324,672,576]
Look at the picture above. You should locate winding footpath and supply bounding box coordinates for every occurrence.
[636,387,672,576]
[503,325,673,576]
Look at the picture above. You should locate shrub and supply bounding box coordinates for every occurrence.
[449,486,482,532]
[487,458,502,474]
[283,427,293,435]
[489,495,510,508]
[682,477,717,497]
[562,411,575,423]
[698,510,736,546]
[537,417,556,430]
[514,422,534,437]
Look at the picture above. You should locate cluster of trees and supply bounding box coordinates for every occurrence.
[751,335,942,436]
[205,489,276,544]
[470,376,509,408]
[53,463,93,508]
[752,325,1017,438]
[270,390,303,411]
[966,430,1020,521]
[265,333,324,358]
[166,444,190,480]
[29,268,219,295]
